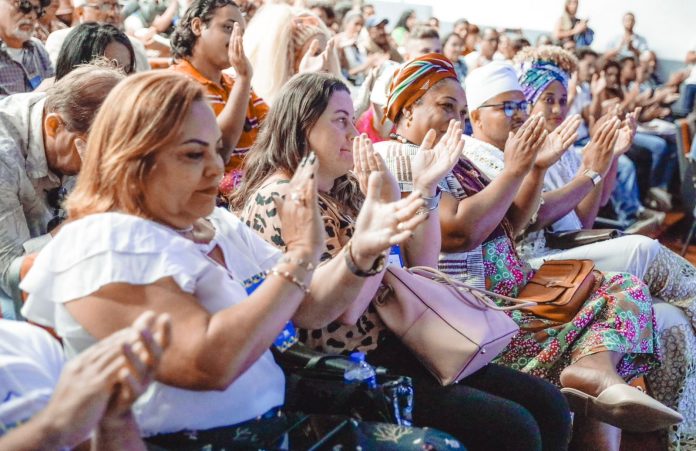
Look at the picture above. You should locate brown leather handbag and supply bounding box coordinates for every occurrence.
[517,259,603,323]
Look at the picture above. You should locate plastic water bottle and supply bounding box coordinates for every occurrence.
[344,352,378,389]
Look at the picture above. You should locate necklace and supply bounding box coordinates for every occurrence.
[173,225,194,234]
[389,133,416,145]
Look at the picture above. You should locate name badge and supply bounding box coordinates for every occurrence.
[388,245,404,268]
[29,75,43,90]
[244,272,299,352]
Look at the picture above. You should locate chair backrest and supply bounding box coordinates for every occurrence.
[676,120,696,218]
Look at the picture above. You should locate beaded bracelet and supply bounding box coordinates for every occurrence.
[279,255,316,271]
[266,268,311,295]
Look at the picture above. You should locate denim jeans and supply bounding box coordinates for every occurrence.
[674,83,696,117]
[610,154,643,226]
[632,132,677,189]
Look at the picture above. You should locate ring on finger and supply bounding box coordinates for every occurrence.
[290,192,305,205]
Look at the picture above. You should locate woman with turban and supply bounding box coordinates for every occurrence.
[235,68,572,451]
[378,54,682,449]
[515,45,696,450]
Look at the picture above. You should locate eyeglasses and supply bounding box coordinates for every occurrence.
[84,2,122,12]
[478,100,530,117]
[15,0,45,17]
[45,186,67,232]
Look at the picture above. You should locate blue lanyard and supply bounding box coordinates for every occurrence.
[244,273,299,352]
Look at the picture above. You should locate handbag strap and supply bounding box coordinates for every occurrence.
[407,266,536,311]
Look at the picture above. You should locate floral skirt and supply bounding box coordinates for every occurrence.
[482,236,660,385]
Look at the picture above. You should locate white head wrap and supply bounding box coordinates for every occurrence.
[465,61,523,111]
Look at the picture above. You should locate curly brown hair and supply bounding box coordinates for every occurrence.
[514,45,578,74]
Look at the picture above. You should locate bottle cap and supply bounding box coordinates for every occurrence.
[349,352,366,363]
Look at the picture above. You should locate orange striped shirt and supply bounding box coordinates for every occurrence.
[170,60,269,176]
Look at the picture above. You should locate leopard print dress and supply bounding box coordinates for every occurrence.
[239,178,390,355]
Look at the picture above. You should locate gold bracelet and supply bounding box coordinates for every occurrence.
[279,255,316,271]
[266,268,310,295]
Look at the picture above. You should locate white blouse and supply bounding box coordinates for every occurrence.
[20,208,285,436]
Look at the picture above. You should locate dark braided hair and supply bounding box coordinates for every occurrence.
[170,0,239,59]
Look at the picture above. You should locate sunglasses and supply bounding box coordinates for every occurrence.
[478,100,530,118]
[15,0,45,17]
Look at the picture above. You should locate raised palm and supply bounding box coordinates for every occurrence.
[590,71,607,96]
[227,23,252,78]
[613,108,639,157]
[352,173,426,262]
[353,134,400,203]
[534,114,580,169]
[412,120,465,193]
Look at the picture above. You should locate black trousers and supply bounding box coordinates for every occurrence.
[366,336,572,451]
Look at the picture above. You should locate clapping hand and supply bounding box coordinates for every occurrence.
[534,114,581,169]
[298,37,341,76]
[590,71,607,97]
[274,152,324,264]
[503,113,548,176]
[353,134,401,203]
[581,115,620,177]
[613,107,639,157]
[412,120,465,194]
[350,174,426,269]
[227,22,252,79]
[37,311,170,449]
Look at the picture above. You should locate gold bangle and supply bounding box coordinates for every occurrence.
[266,268,310,295]
[279,255,316,271]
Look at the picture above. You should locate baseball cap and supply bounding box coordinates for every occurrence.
[365,16,388,29]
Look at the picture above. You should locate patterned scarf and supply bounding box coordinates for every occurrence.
[517,61,569,105]
[384,53,458,123]
[449,158,516,246]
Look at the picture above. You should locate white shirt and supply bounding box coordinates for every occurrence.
[0,320,64,432]
[567,83,591,143]
[606,33,648,58]
[21,208,285,436]
[0,92,60,297]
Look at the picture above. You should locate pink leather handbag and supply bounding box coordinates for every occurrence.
[374,265,532,386]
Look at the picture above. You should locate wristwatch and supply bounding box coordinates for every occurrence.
[344,241,387,277]
[583,169,602,186]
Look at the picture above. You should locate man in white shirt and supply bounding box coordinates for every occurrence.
[0,64,123,308]
[605,12,648,60]
[45,0,150,72]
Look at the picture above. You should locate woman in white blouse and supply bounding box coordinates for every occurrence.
[19,71,435,445]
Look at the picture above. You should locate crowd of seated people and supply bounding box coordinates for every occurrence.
[1,0,696,449]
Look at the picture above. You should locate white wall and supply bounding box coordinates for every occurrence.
[376,0,695,61]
